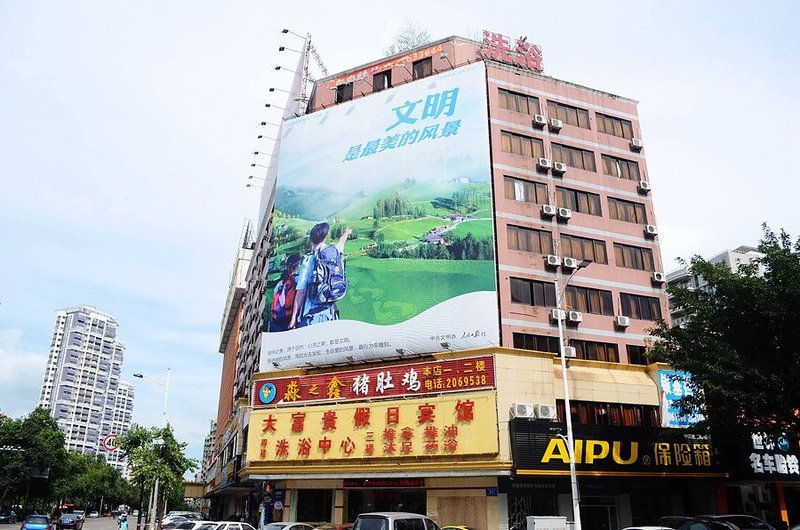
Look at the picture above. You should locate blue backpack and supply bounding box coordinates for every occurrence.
[310,245,347,304]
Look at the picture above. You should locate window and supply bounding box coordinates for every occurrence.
[504,176,548,204]
[335,82,353,103]
[556,186,602,215]
[547,100,590,128]
[614,243,655,271]
[513,333,560,353]
[570,339,619,362]
[500,131,544,159]
[565,285,614,315]
[552,143,596,172]
[560,234,608,264]
[627,345,649,365]
[620,293,662,320]
[608,197,647,224]
[602,154,641,180]
[498,88,541,115]
[510,277,556,307]
[557,400,659,427]
[412,58,432,80]
[596,112,634,139]
[373,70,391,92]
[507,225,553,254]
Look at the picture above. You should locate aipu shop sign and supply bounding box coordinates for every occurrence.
[510,420,726,477]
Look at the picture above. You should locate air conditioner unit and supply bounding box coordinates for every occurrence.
[638,180,651,193]
[537,158,552,170]
[510,402,536,419]
[652,271,666,283]
[645,224,659,237]
[615,315,630,328]
[557,207,572,220]
[630,137,644,150]
[563,346,577,358]
[550,308,565,322]
[545,254,561,267]
[567,311,583,323]
[541,204,557,217]
[535,403,558,420]
[552,162,567,174]
[562,257,578,269]
[549,118,563,131]
[533,114,547,127]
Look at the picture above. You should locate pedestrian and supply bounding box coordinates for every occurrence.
[119,515,128,530]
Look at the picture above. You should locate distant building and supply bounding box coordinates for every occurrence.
[38,305,133,473]
[667,245,763,327]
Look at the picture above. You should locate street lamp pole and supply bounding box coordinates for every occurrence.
[554,259,591,530]
[133,369,170,530]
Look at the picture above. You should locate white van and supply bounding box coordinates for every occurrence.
[352,512,439,530]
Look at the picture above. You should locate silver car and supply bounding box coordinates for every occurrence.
[353,512,439,530]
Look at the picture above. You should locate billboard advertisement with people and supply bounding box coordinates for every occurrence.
[261,62,497,370]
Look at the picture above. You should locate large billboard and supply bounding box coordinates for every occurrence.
[246,390,499,464]
[261,62,496,370]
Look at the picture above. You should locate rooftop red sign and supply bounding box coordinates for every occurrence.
[479,30,543,73]
[252,355,495,407]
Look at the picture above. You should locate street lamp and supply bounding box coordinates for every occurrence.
[554,258,592,530]
[132,369,170,530]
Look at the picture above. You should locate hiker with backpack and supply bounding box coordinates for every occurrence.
[289,222,351,329]
[270,252,302,332]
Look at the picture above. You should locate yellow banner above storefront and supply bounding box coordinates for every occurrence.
[247,390,498,463]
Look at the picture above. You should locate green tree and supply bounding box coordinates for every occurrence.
[119,425,196,522]
[0,407,67,510]
[383,22,431,57]
[650,226,800,436]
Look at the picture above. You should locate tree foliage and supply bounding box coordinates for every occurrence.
[650,225,800,436]
[384,21,432,57]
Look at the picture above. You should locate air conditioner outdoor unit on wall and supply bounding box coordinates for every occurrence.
[550,308,565,322]
[652,271,666,284]
[546,254,561,268]
[510,403,536,419]
[557,208,572,221]
[645,224,659,237]
[562,257,578,269]
[541,204,557,217]
[630,137,644,150]
[537,158,552,170]
[533,114,547,127]
[549,118,563,131]
[615,315,630,328]
[563,346,577,358]
[552,162,567,174]
[535,403,558,420]
[567,311,583,323]
[638,180,651,193]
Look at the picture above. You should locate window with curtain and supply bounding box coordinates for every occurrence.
[564,285,614,315]
[602,154,641,180]
[596,112,634,139]
[498,88,541,115]
[510,277,556,307]
[570,339,620,362]
[507,225,553,254]
[552,143,596,172]
[556,186,602,216]
[608,197,647,224]
[546,100,590,129]
[372,70,392,92]
[627,344,650,365]
[513,333,560,353]
[560,234,608,264]
[620,293,662,320]
[412,58,433,80]
[557,400,659,427]
[500,131,544,159]
[503,176,548,204]
[614,243,655,271]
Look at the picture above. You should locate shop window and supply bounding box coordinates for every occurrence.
[295,489,333,522]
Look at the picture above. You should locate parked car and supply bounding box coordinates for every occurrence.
[68,513,84,524]
[87,513,98,519]
[264,524,314,530]
[162,517,189,530]
[657,516,739,530]
[175,521,214,530]
[353,512,439,530]
[56,514,83,530]
[20,515,52,530]
[701,515,776,530]
[313,524,353,530]
[0,511,18,524]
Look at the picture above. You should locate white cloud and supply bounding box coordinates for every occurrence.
[0,329,48,418]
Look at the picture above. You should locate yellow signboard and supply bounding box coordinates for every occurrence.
[247,390,498,463]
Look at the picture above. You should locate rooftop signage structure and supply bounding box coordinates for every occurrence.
[479,30,543,73]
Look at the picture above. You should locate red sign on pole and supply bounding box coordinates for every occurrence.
[102,434,118,452]
[252,356,495,407]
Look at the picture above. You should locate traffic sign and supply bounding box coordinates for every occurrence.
[102,434,118,452]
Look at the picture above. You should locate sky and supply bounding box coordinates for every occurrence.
[1,0,798,463]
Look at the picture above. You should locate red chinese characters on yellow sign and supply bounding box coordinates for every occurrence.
[247,391,498,463]
[252,356,495,407]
